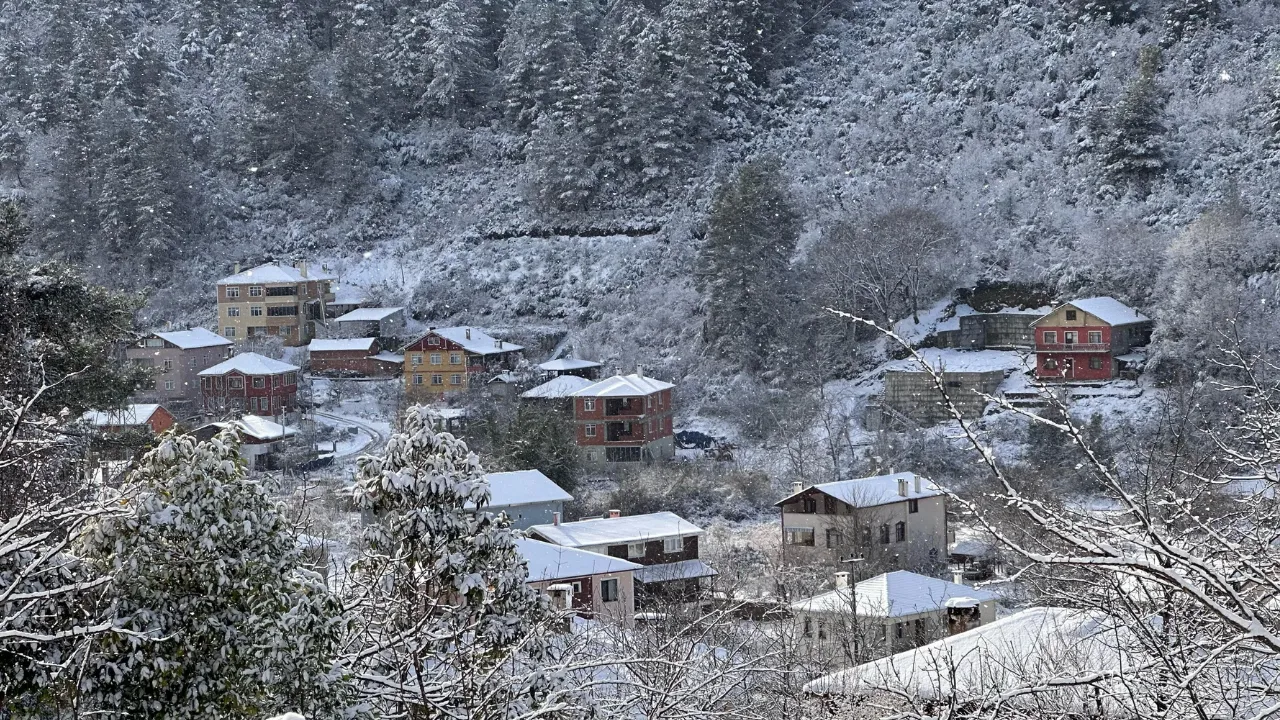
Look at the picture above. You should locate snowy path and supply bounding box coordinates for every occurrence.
[313,411,387,459]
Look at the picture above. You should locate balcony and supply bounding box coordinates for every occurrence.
[605,398,642,417]
[1038,343,1109,353]
[606,422,642,443]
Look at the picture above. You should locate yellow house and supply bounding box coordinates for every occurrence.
[401,326,524,399]
[215,262,336,347]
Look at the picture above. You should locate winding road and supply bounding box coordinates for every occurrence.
[312,411,387,459]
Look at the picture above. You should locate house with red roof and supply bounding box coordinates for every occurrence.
[1031,297,1152,381]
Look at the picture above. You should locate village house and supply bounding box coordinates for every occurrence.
[516,538,641,625]
[528,511,715,609]
[194,415,298,471]
[472,469,573,530]
[1032,297,1152,382]
[333,306,407,341]
[127,328,233,413]
[537,358,604,380]
[790,570,998,664]
[570,373,675,465]
[400,326,524,400]
[307,337,402,377]
[216,262,335,346]
[777,473,948,573]
[80,403,177,436]
[326,282,368,318]
[198,352,301,417]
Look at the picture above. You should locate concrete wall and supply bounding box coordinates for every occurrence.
[780,495,948,572]
[488,500,565,530]
[881,370,1004,426]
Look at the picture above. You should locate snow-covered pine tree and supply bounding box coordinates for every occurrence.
[497,0,589,130]
[423,0,490,117]
[349,405,568,720]
[1264,64,1280,160]
[78,430,352,719]
[1100,45,1167,191]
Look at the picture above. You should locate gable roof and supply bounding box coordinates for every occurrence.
[570,373,675,398]
[335,307,403,322]
[791,571,998,618]
[81,404,165,428]
[803,607,1143,713]
[521,375,597,399]
[308,338,377,353]
[776,472,943,509]
[154,328,233,350]
[516,538,641,582]
[198,352,300,377]
[225,415,296,440]
[406,327,524,355]
[474,470,573,509]
[529,511,703,548]
[218,262,335,284]
[331,282,367,306]
[1034,297,1149,327]
[538,358,603,372]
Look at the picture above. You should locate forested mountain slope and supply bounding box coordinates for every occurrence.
[4,0,1280,387]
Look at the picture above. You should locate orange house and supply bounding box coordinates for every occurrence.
[401,327,524,400]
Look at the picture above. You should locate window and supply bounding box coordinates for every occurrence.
[227,307,240,317]
[627,542,646,559]
[663,536,684,553]
[413,374,424,385]
[817,621,827,640]
[224,327,236,337]
[430,353,442,365]
[646,420,652,433]
[226,286,240,298]
[450,374,463,385]
[1088,331,1103,344]
[803,617,813,637]
[250,397,259,412]
[879,524,891,544]
[571,581,582,594]
[162,359,172,372]
[1089,356,1104,370]
[431,374,443,385]
[427,336,441,346]
[1065,310,1077,321]
[249,286,263,297]
[862,526,872,544]
[251,306,264,317]
[1043,331,1056,344]
[784,528,815,546]
[800,496,817,514]
[908,498,919,514]
[164,380,175,390]
[265,286,296,297]
[824,496,837,514]
[583,398,596,411]
[267,306,297,316]
[1044,357,1057,369]
[914,619,927,644]
[285,372,297,385]
[1064,331,1077,344]
[229,377,244,389]
[894,521,906,542]
[895,623,906,640]
[601,579,619,603]
[450,353,462,364]
[825,529,842,548]
[252,377,265,388]
[411,354,423,366]
[585,424,597,437]
[659,393,664,408]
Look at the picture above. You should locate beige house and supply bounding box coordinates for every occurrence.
[127,328,233,413]
[777,472,947,573]
[516,538,640,625]
[216,262,335,346]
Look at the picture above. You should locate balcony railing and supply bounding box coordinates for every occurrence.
[1038,343,1109,352]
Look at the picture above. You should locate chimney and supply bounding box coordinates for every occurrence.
[465,328,472,340]
[897,478,908,497]
[296,260,308,278]
[636,364,644,377]
[791,480,803,494]
[496,339,503,349]
[552,511,561,526]
[233,262,241,274]
[953,570,965,586]
[834,571,851,589]
[608,508,621,519]
[914,475,922,494]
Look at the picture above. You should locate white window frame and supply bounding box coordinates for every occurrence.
[224,327,236,337]
[450,353,462,364]
[249,286,263,297]
[164,380,175,391]
[227,307,240,317]
[429,353,442,365]
[411,353,423,366]
[583,398,596,411]
[431,374,444,385]
[600,578,619,603]
[1088,330,1103,344]
[251,306,264,317]
[585,424,597,437]
[252,377,265,389]
[1043,331,1057,344]
[413,374,424,385]
[427,336,441,346]
[1064,331,1078,344]
[229,376,244,389]
[663,536,684,553]
[226,286,240,298]
[627,542,646,558]
[450,374,463,385]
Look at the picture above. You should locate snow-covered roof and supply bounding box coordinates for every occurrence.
[228,415,296,440]
[516,539,641,582]
[81,404,165,428]
[633,559,718,584]
[198,352,300,376]
[803,607,1143,712]
[154,327,232,350]
[218,262,335,284]
[791,571,997,618]
[335,307,403,322]
[777,472,943,509]
[1038,297,1150,327]
[538,358,603,372]
[370,352,404,364]
[521,375,596,399]
[331,283,367,306]
[881,348,1026,374]
[570,373,675,398]
[489,373,520,384]
[474,470,573,509]
[308,338,377,353]
[411,327,524,355]
[530,511,704,548]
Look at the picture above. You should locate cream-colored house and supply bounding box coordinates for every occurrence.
[216,262,335,346]
[516,538,640,625]
[777,472,948,573]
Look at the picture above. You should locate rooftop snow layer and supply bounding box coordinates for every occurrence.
[632,559,718,584]
[331,282,367,305]
[474,470,573,509]
[522,375,596,399]
[226,415,296,440]
[1041,297,1149,326]
[81,404,164,427]
[154,327,233,349]
[309,338,377,352]
[881,348,1028,374]
[516,538,641,582]
[571,373,675,398]
[530,511,704,548]
[370,352,404,364]
[218,262,336,284]
[198,352,300,376]
[791,571,997,617]
[538,358,603,371]
[411,326,524,355]
[777,472,942,509]
[335,307,403,322]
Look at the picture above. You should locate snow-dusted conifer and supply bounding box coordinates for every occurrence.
[423,0,489,116]
[1100,45,1167,189]
[78,430,351,719]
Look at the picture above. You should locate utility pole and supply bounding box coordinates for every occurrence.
[841,556,865,664]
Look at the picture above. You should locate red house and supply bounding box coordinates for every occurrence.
[80,403,177,435]
[1031,297,1152,381]
[198,352,301,416]
[570,373,675,464]
[307,337,402,377]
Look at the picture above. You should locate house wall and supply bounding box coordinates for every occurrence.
[402,333,520,399]
[336,309,406,340]
[599,534,700,566]
[528,571,635,625]
[779,494,947,572]
[487,500,565,530]
[881,370,1004,426]
[573,388,676,465]
[200,370,298,416]
[959,313,1039,349]
[127,342,232,411]
[148,407,177,434]
[310,346,395,376]
[216,277,332,346]
[797,599,997,659]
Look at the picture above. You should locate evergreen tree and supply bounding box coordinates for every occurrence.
[423,0,490,117]
[496,403,579,492]
[698,157,801,371]
[1264,64,1280,160]
[78,430,353,719]
[497,0,588,130]
[1100,45,1167,189]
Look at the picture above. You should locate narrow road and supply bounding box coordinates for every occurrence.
[312,411,387,459]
